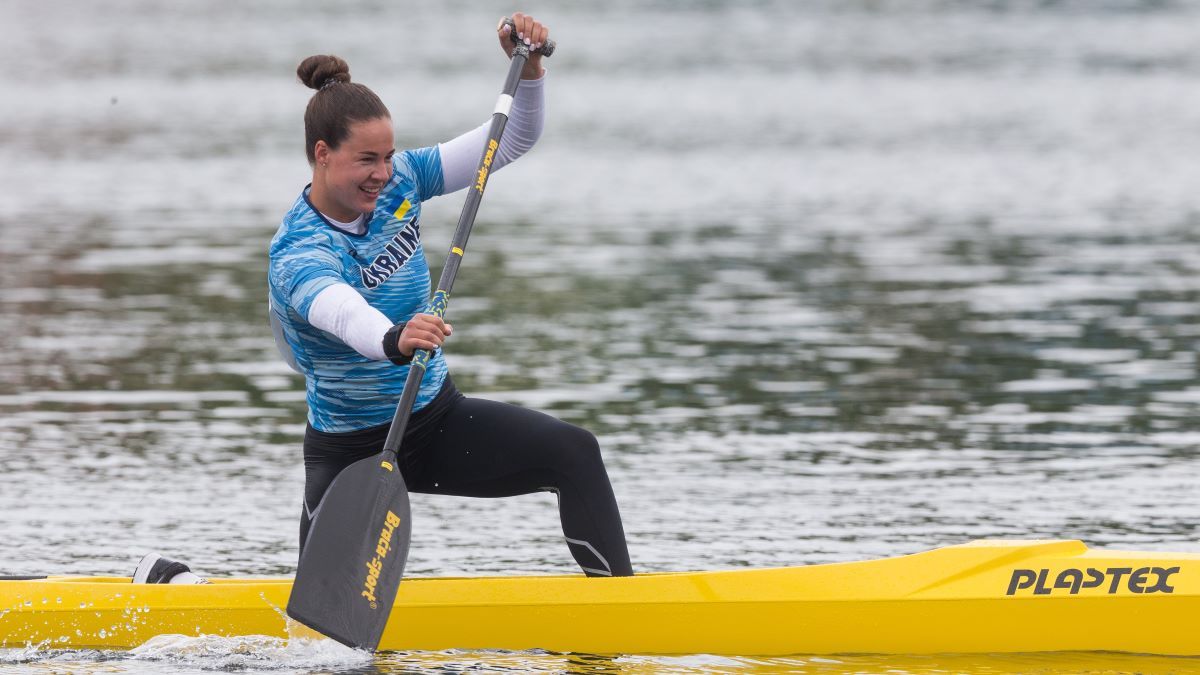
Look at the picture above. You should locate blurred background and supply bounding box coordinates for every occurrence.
[3,0,1200,588]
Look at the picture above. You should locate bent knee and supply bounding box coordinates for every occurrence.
[556,424,606,470]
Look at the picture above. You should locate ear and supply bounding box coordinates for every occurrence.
[314,140,331,167]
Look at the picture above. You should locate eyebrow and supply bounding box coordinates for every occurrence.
[357,148,396,158]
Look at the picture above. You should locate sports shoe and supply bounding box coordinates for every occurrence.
[131,553,209,584]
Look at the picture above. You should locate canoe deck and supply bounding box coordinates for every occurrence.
[3,539,1199,655]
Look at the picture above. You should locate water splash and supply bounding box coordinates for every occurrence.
[127,633,370,671]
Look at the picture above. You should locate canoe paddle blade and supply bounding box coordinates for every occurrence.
[287,452,411,651]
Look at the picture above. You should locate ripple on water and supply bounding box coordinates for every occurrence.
[6,1,1200,673]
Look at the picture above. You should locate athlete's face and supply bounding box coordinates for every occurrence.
[313,117,395,221]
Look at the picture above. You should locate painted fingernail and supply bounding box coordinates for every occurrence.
[524,37,531,45]
[518,31,525,39]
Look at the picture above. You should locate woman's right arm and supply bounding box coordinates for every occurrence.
[307,283,394,360]
[308,283,452,362]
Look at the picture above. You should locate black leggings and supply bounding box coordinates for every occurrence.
[301,380,633,577]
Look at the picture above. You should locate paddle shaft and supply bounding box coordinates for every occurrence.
[381,39,545,457]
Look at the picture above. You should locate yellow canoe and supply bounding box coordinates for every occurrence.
[2,539,1198,655]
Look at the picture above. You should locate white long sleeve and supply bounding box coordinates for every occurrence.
[437,74,545,194]
[307,283,394,360]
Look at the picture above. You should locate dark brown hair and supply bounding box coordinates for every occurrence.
[296,55,390,164]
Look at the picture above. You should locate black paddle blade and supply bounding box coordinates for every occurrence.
[287,452,411,651]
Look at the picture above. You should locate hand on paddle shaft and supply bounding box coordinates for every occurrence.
[498,13,550,79]
[396,314,452,357]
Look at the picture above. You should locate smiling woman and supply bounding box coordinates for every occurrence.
[298,54,395,222]
[308,119,394,221]
[266,14,633,579]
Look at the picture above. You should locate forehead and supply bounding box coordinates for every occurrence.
[342,117,394,152]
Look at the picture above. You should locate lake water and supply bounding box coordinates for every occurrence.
[4,0,1200,672]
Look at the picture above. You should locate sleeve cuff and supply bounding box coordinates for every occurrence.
[382,323,412,366]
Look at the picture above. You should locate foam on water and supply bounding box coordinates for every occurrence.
[0,633,368,674]
[127,632,370,672]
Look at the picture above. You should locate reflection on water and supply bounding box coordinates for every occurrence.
[3,0,1200,672]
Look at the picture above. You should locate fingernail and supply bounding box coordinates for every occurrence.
[518,31,524,39]
[524,37,531,45]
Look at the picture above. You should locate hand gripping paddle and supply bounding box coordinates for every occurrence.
[285,20,554,652]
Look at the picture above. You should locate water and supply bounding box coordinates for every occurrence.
[4,0,1200,671]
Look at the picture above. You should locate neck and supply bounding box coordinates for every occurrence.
[309,174,358,222]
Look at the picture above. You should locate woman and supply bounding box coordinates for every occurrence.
[268,14,633,578]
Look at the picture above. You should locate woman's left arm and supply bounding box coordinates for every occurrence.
[436,12,550,195]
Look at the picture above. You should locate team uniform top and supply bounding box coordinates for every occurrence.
[268,76,544,434]
[269,148,447,433]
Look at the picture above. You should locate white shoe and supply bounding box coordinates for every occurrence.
[131,553,209,584]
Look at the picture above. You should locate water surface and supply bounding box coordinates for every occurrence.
[3,0,1200,671]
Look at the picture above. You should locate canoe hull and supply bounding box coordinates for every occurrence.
[3,539,1199,655]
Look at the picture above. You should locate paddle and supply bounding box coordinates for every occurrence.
[285,21,555,652]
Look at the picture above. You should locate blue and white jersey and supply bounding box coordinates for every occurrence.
[268,147,447,433]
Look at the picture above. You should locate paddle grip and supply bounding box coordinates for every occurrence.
[501,17,555,57]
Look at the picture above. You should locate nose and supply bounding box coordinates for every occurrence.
[372,158,392,183]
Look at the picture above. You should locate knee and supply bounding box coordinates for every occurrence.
[558,424,605,470]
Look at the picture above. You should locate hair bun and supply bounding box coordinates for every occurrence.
[297,55,352,91]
